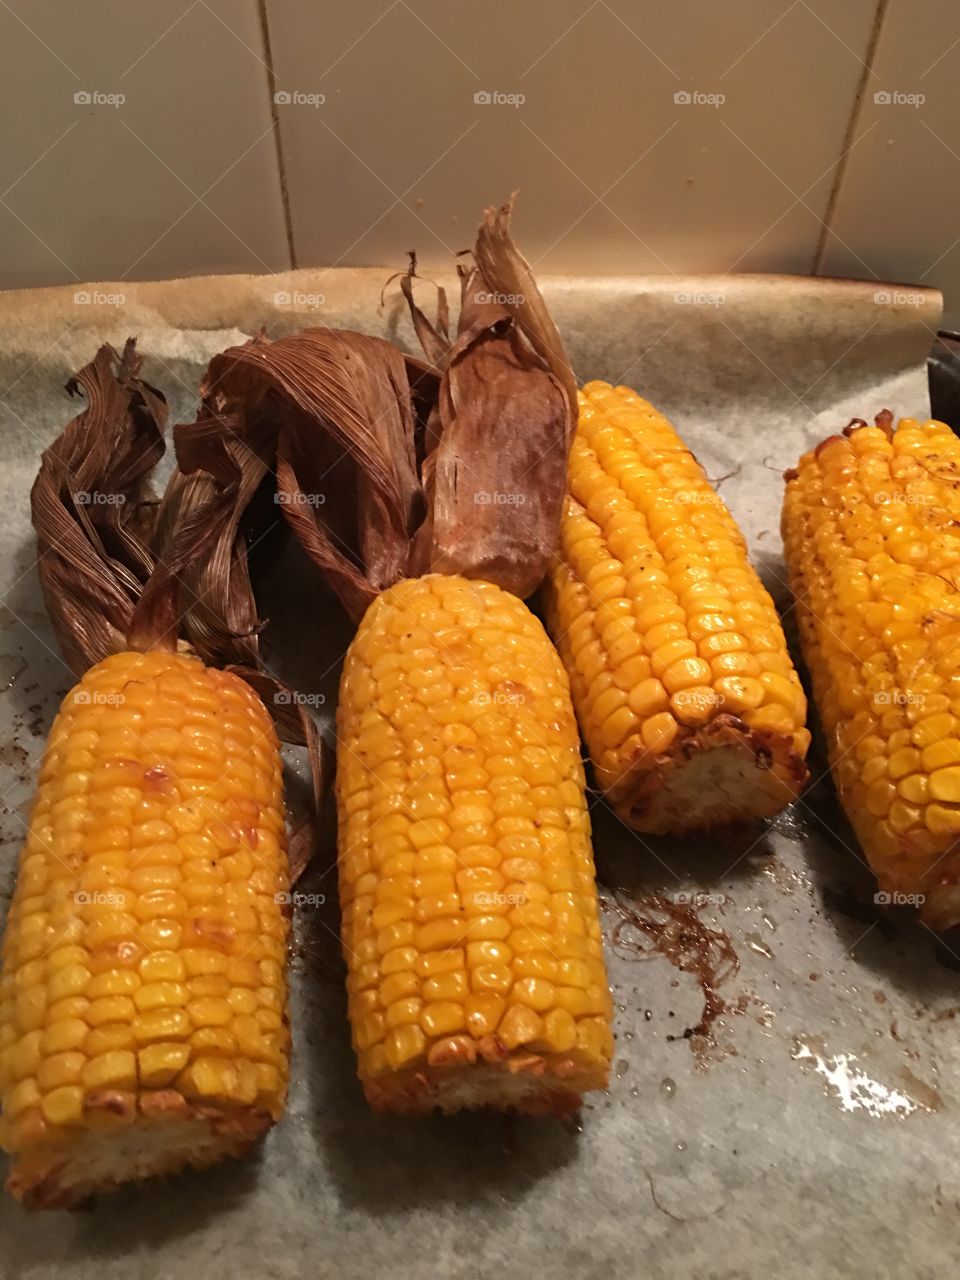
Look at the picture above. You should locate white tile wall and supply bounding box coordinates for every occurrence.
[0,0,957,329]
[818,0,960,330]
[266,0,877,276]
[0,0,289,287]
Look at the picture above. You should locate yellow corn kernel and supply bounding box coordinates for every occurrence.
[82,1051,137,1092]
[783,414,960,922]
[41,1085,84,1127]
[139,1042,191,1088]
[37,1052,85,1091]
[497,1003,543,1050]
[540,1008,577,1053]
[545,383,808,835]
[337,576,611,1108]
[0,650,291,1202]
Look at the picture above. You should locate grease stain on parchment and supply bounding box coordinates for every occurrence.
[792,1035,941,1117]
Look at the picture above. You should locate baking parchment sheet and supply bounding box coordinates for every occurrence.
[0,270,956,1280]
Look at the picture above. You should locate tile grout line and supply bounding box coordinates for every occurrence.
[257,0,298,271]
[811,0,891,275]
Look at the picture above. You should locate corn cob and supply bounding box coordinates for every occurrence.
[0,648,290,1208]
[337,575,612,1113]
[544,380,810,833]
[783,412,960,928]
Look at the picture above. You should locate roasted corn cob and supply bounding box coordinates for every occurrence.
[545,380,810,833]
[783,412,960,928]
[0,649,290,1208]
[337,575,612,1113]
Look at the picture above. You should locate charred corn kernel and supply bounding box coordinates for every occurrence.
[546,382,808,833]
[0,651,291,1206]
[783,414,960,926]
[337,576,611,1112]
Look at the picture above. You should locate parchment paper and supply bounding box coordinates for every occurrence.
[0,270,956,1280]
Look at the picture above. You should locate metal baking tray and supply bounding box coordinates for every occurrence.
[0,271,955,1280]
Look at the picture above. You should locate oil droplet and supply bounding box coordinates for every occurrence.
[745,931,774,959]
[660,1077,676,1100]
[676,1140,687,1152]
[792,1038,917,1117]
[630,1085,640,1098]
[615,1058,630,1079]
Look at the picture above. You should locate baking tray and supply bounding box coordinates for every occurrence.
[1,271,957,1280]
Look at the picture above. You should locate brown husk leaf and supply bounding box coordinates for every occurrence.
[178,194,576,622]
[192,329,434,623]
[30,339,327,881]
[31,339,167,677]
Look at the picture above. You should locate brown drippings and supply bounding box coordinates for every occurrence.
[0,655,27,692]
[605,890,740,1052]
[897,1067,943,1114]
[0,740,29,770]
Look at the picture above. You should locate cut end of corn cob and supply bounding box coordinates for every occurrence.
[336,575,613,1114]
[545,381,809,834]
[5,1102,273,1212]
[783,414,960,930]
[0,650,290,1208]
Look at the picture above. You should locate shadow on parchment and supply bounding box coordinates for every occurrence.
[253,525,582,1212]
[786,733,960,1007]
[0,1151,266,1271]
